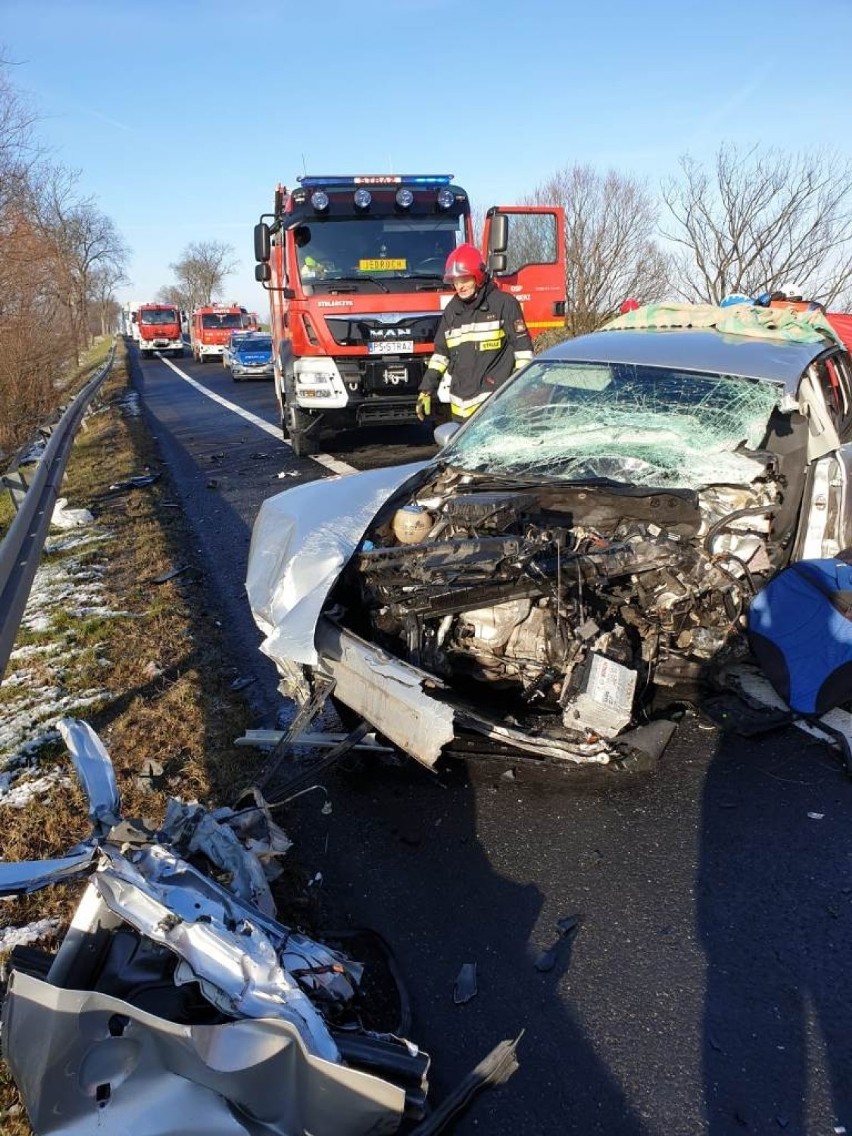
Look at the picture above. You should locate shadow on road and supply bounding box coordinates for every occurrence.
[698,730,852,1134]
[284,754,652,1135]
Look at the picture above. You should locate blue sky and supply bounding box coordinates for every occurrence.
[5,0,852,313]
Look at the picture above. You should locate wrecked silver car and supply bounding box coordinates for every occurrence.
[247,312,852,770]
[0,719,431,1135]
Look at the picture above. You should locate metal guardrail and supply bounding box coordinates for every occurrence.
[0,346,116,684]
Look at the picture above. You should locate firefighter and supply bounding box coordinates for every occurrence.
[295,225,330,280]
[416,244,534,423]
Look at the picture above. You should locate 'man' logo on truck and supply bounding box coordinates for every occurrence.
[371,328,411,339]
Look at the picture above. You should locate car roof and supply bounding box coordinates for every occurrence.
[540,328,836,393]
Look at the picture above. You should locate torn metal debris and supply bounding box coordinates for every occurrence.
[0,719,430,1135]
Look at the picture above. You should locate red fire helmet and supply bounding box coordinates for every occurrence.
[444,244,487,289]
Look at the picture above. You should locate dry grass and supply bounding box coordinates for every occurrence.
[0,340,263,1132]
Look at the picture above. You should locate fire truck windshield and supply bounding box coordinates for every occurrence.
[294,216,465,286]
[201,313,243,329]
[140,309,178,325]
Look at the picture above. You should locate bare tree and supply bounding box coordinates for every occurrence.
[0,58,71,456]
[167,240,237,312]
[157,283,190,313]
[0,60,130,456]
[0,51,42,215]
[30,165,129,358]
[524,165,670,337]
[89,260,128,337]
[662,143,852,305]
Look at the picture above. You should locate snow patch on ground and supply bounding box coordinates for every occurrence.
[0,768,73,808]
[117,390,141,417]
[1,535,126,804]
[9,642,63,662]
[0,917,60,951]
[43,531,109,556]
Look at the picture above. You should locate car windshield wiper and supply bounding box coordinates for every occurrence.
[326,276,390,293]
[445,467,630,492]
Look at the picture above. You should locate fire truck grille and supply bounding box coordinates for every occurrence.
[338,358,427,395]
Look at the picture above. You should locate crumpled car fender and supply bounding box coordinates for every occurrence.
[246,462,427,667]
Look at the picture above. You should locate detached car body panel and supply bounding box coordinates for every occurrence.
[247,317,852,769]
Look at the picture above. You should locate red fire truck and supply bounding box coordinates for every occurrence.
[253,174,566,455]
[136,303,184,359]
[191,305,252,364]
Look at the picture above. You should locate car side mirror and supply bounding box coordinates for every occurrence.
[434,422,460,448]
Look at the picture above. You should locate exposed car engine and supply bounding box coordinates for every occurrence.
[336,463,786,742]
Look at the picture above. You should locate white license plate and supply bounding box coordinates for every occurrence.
[368,339,414,355]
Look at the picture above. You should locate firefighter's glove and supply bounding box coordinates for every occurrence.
[415,392,432,421]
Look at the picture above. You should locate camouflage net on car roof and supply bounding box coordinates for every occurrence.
[603,302,842,345]
[451,366,783,490]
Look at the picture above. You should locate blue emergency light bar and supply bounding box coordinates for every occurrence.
[297,175,454,187]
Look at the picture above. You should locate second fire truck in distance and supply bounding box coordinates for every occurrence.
[190,304,254,363]
[136,302,184,358]
[254,174,566,456]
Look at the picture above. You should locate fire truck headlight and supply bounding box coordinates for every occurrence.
[395,188,414,209]
[354,188,372,210]
[310,191,329,211]
[437,187,454,210]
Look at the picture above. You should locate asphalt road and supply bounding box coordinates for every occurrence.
[133,344,852,1136]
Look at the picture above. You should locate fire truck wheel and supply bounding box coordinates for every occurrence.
[286,403,319,456]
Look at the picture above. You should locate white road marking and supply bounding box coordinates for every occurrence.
[156,354,356,476]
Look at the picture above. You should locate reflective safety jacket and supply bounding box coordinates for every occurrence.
[419,281,534,416]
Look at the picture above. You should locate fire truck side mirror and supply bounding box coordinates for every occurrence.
[488,213,509,256]
[255,263,271,283]
[254,223,271,263]
[489,253,508,274]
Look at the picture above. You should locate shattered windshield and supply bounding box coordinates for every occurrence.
[443,359,784,488]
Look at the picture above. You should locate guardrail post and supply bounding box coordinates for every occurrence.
[2,468,29,513]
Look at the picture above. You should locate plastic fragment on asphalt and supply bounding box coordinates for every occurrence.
[535,914,582,973]
[409,1032,522,1135]
[808,812,825,820]
[107,473,160,491]
[150,565,189,584]
[453,962,477,1004]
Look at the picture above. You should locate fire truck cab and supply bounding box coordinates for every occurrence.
[191,305,251,363]
[136,303,184,359]
[254,174,566,456]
